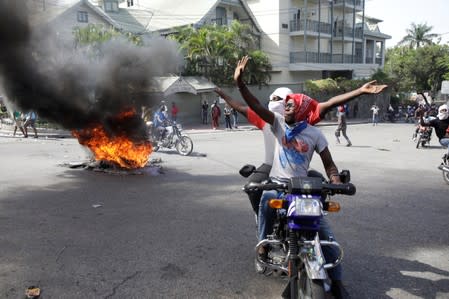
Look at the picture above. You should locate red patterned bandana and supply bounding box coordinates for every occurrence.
[285,94,316,122]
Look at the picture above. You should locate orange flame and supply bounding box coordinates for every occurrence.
[73,110,152,169]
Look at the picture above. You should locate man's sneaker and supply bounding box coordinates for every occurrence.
[346,142,352,147]
[255,246,271,275]
[331,280,351,299]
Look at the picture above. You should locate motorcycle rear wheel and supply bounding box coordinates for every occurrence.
[298,267,326,299]
[175,136,193,156]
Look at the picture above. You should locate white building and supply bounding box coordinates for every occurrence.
[246,0,391,83]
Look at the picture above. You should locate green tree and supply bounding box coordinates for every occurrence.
[170,21,271,86]
[73,24,143,59]
[385,44,449,94]
[398,23,438,48]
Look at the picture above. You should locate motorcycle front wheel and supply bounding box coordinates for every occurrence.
[443,170,449,185]
[175,135,193,156]
[443,160,449,185]
[416,136,422,149]
[298,267,325,299]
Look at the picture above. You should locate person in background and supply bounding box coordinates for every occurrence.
[335,104,352,146]
[224,104,232,130]
[420,104,449,158]
[153,105,169,141]
[171,102,179,122]
[23,110,38,138]
[201,100,209,124]
[231,107,238,128]
[13,110,26,137]
[371,104,380,126]
[160,101,168,117]
[211,100,221,130]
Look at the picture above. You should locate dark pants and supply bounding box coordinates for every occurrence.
[245,163,271,214]
[225,115,232,129]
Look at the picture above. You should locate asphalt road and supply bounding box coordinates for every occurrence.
[0,122,448,299]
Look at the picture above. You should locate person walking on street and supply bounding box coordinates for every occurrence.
[224,104,232,130]
[335,105,352,146]
[171,102,179,122]
[23,110,38,138]
[371,104,380,126]
[211,100,221,130]
[12,110,26,137]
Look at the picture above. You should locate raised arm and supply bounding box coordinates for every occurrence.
[234,56,275,125]
[318,80,388,118]
[214,87,248,117]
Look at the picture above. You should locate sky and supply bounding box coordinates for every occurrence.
[365,0,449,48]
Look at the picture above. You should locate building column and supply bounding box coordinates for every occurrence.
[380,41,385,66]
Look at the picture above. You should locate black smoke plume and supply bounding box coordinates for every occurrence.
[0,0,181,141]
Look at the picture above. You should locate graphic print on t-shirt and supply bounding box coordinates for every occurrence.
[279,136,309,170]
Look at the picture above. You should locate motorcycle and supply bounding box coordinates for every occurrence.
[147,120,194,156]
[240,165,356,299]
[414,126,433,149]
[414,115,436,149]
[438,153,449,185]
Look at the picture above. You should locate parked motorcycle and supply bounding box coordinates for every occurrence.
[147,120,193,156]
[438,153,449,185]
[240,165,356,299]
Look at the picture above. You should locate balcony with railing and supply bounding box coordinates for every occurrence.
[290,51,364,64]
[332,0,363,11]
[365,56,383,64]
[290,19,363,39]
[290,19,332,35]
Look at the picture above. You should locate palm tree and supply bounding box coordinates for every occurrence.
[398,22,438,48]
[170,21,271,86]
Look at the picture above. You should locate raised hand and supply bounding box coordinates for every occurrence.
[360,80,388,94]
[233,55,250,83]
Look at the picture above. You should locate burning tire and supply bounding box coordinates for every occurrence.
[176,136,193,156]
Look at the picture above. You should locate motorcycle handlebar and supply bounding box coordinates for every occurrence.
[322,183,356,195]
[243,181,356,196]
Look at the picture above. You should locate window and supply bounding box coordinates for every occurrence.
[105,1,119,12]
[77,11,88,23]
[127,0,134,7]
[215,6,227,25]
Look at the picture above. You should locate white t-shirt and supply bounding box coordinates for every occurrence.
[269,113,328,181]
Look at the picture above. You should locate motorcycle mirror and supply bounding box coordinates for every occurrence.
[239,164,256,178]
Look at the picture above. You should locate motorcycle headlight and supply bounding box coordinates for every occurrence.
[295,198,322,216]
